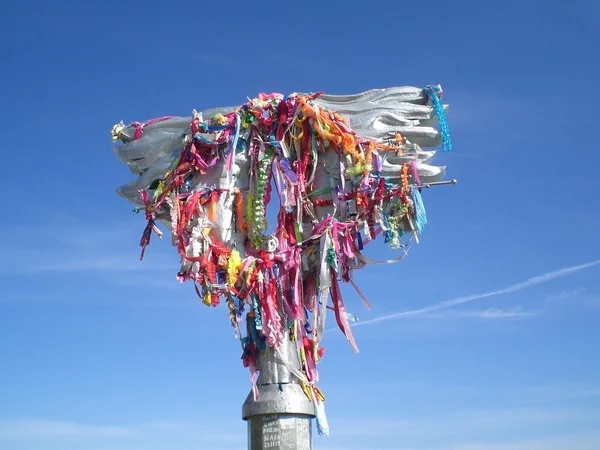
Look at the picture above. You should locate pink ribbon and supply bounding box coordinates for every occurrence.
[131,116,177,140]
[330,268,359,353]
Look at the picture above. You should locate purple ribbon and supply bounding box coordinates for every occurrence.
[279,158,298,183]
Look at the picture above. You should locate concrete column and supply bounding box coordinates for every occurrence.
[242,333,315,449]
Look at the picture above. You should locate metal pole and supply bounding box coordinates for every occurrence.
[242,332,315,450]
[417,179,458,188]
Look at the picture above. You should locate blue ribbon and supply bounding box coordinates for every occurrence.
[410,186,428,233]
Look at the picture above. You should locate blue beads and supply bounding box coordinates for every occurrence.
[424,85,452,153]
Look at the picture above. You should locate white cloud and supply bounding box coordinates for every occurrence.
[330,407,597,438]
[449,432,600,450]
[353,260,600,327]
[3,407,600,450]
[444,90,530,134]
[525,386,600,404]
[545,287,587,302]
[316,433,600,450]
[33,255,172,273]
[421,306,536,320]
[0,419,245,447]
[460,306,536,319]
[321,407,600,450]
[0,218,177,276]
[0,420,134,439]
[0,249,175,275]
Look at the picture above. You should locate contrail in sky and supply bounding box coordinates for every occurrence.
[352,259,600,327]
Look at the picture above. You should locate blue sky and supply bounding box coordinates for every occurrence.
[1,1,600,449]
